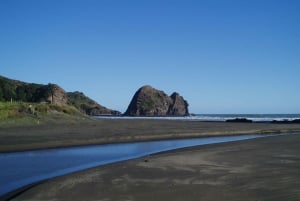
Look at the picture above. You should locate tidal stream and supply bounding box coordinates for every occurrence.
[0,134,277,197]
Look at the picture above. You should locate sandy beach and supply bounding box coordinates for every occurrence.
[1,119,300,152]
[7,133,300,201]
[1,119,300,201]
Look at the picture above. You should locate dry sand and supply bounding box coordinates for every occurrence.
[1,119,300,152]
[8,134,300,201]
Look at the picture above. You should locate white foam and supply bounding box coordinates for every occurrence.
[94,114,300,122]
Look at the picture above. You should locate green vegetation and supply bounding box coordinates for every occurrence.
[0,102,79,118]
[0,102,23,119]
[67,91,120,115]
[0,76,18,101]
[0,76,89,117]
[0,75,120,122]
[141,91,168,112]
[0,75,58,103]
[0,101,88,126]
[67,91,96,113]
[143,99,155,111]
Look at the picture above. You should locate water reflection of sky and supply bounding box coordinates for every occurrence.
[0,134,274,196]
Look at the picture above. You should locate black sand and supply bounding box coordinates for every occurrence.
[8,134,300,201]
[1,119,300,152]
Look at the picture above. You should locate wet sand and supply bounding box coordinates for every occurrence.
[9,134,300,201]
[1,119,300,152]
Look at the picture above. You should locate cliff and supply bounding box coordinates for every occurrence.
[124,85,189,116]
[0,75,120,115]
[34,84,68,105]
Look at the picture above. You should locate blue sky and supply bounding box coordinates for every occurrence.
[1,0,299,114]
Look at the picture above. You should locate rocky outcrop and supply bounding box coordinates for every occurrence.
[67,91,121,116]
[46,84,68,105]
[168,92,189,116]
[124,85,189,116]
[0,75,121,116]
[272,119,300,124]
[35,84,68,106]
[226,118,253,123]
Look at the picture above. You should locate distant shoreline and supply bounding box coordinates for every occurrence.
[94,113,300,123]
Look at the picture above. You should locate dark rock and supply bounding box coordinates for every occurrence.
[272,119,289,124]
[35,84,68,106]
[272,119,300,124]
[226,118,253,123]
[168,92,189,116]
[292,119,300,123]
[124,85,189,116]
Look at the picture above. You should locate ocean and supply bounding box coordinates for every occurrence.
[188,114,300,122]
[94,114,300,122]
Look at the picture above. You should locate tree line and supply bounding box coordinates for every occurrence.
[0,77,56,103]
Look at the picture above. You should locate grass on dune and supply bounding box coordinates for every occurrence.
[0,102,90,126]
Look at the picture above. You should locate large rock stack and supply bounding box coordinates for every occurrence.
[124,85,189,116]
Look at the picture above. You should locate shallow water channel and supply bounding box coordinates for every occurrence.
[0,134,274,197]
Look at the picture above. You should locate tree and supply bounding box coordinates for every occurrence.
[0,88,4,101]
[16,86,26,101]
[3,83,16,101]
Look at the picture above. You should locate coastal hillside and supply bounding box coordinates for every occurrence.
[125,85,189,116]
[67,91,120,116]
[0,75,66,104]
[0,75,120,116]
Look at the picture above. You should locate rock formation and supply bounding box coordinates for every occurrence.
[124,85,189,116]
[35,84,68,106]
[168,92,189,116]
[226,118,253,123]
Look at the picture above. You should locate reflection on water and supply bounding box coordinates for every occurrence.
[0,134,273,196]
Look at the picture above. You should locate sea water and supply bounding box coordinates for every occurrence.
[95,114,300,122]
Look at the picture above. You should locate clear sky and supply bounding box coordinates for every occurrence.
[1,0,299,114]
